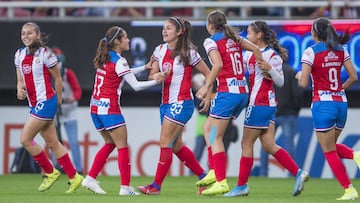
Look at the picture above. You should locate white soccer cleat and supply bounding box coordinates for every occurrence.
[81,176,106,194]
[119,185,140,196]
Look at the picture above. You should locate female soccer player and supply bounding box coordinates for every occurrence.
[298,17,358,200]
[81,26,167,195]
[194,10,263,196]
[225,20,309,197]
[15,22,83,193]
[137,16,211,195]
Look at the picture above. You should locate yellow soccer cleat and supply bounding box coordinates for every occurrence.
[337,187,358,200]
[38,168,61,192]
[195,170,216,187]
[201,179,229,196]
[66,173,84,193]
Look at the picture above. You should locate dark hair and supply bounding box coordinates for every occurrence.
[250,21,288,61]
[168,16,196,65]
[22,22,49,54]
[207,10,241,43]
[312,17,350,50]
[93,26,125,69]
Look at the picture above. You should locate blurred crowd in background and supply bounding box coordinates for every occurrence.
[0,0,358,19]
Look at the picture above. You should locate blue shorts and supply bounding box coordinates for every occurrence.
[244,105,276,128]
[209,92,248,120]
[91,113,126,131]
[311,101,347,132]
[160,100,194,126]
[30,95,58,120]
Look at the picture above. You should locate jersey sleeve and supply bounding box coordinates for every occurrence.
[190,49,202,67]
[243,50,251,70]
[123,73,157,92]
[152,44,163,62]
[301,47,315,67]
[43,48,58,68]
[269,54,283,73]
[115,57,131,77]
[203,38,217,56]
[268,54,284,87]
[14,49,21,69]
[344,47,350,62]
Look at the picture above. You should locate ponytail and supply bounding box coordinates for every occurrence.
[93,26,125,69]
[313,17,351,50]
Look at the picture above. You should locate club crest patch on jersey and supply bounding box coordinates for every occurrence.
[22,64,31,74]
[34,58,40,64]
[162,62,172,72]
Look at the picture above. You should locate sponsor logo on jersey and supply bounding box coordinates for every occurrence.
[318,90,345,96]
[228,78,247,87]
[90,99,110,107]
[325,51,339,62]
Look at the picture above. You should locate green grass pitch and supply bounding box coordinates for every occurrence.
[0,174,358,203]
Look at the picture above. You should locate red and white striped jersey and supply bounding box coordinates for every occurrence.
[152,43,202,104]
[90,51,131,115]
[301,42,349,102]
[203,32,248,94]
[14,47,58,107]
[244,46,283,106]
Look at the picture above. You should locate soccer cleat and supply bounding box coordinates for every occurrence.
[224,184,250,197]
[119,186,140,196]
[336,187,359,200]
[137,184,160,195]
[353,151,360,170]
[38,168,61,192]
[292,169,309,196]
[66,173,84,193]
[195,169,216,187]
[201,179,229,196]
[81,176,106,194]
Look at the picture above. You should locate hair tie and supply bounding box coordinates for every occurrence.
[171,17,185,34]
[108,27,122,44]
[313,22,319,35]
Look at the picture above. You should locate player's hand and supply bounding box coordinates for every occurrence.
[16,88,27,100]
[145,55,155,70]
[198,98,210,113]
[195,86,209,100]
[258,60,272,79]
[153,70,170,83]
